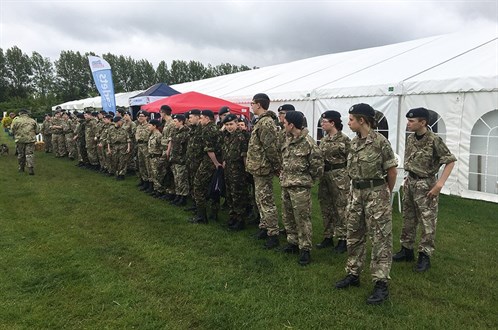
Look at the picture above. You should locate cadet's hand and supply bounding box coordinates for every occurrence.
[427,183,443,198]
[222,161,226,168]
[126,147,130,154]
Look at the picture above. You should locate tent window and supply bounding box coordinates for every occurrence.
[469,110,498,194]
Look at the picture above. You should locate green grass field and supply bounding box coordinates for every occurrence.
[0,130,497,329]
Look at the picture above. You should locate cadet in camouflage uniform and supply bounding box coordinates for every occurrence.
[276,104,295,149]
[221,114,250,231]
[147,119,164,194]
[95,111,107,171]
[85,111,100,170]
[393,107,456,272]
[335,103,397,305]
[106,116,131,180]
[50,110,66,158]
[159,105,176,199]
[73,113,89,167]
[61,112,76,160]
[280,111,324,265]
[12,109,40,175]
[185,109,204,210]
[98,114,113,174]
[190,110,223,224]
[122,111,137,173]
[317,110,351,253]
[41,113,52,153]
[135,110,151,190]
[169,114,190,206]
[246,93,282,249]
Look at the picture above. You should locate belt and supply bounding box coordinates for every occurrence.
[324,162,347,172]
[352,179,385,189]
[408,171,432,180]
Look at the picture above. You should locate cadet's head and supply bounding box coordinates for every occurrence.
[348,103,376,131]
[137,110,148,123]
[173,114,186,128]
[148,119,161,131]
[104,114,113,123]
[237,117,248,131]
[187,109,201,125]
[406,107,430,131]
[277,104,295,123]
[218,106,230,121]
[160,105,172,117]
[284,111,304,133]
[321,110,343,132]
[113,116,123,126]
[19,109,30,116]
[200,110,214,125]
[251,93,270,114]
[222,114,238,133]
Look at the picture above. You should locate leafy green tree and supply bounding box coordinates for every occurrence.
[169,60,189,85]
[5,46,32,98]
[133,59,156,90]
[0,48,9,102]
[55,50,93,102]
[155,61,170,84]
[30,51,55,98]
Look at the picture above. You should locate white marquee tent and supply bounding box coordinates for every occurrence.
[52,90,143,111]
[170,28,498,203]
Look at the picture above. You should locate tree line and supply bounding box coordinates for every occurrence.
[0,46,254,120]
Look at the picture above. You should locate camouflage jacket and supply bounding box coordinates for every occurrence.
[404,130,456,177]
[41,119,52,135]
[74,120,86,143]
[50,117,63,134]
[280,128,323,188]
[202,122,222,160]
[222,129,249,165]
[186,124,205,164]
[148,130,163,156]
[319,131,351,168]
[135,122,151,144]
[347,129,397,180]
[85,118,98,142]
[106,125,131,145]
[246,111,282,176]
[99,123,112,147]
[62,119,74,135]
[161,118,175,147]
[170,125,190,164]
[123,120,136,142]
[12,114,40,143]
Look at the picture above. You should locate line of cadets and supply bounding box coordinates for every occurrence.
[43,95,455,306]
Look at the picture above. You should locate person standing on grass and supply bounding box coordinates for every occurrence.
[147,119,164,196]
[393,107,456,272]
[246,93,282,249]
[41,113,52,153]
[316,110,351,253]
[168,114,191,207]
[135,110,151,191]
[11,109,40,175]
[334,103,397,305]
[106,116,131,180]
[280,111,323,266]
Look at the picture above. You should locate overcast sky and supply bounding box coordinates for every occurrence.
[1,0,497,69]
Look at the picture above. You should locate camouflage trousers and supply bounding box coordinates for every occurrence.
[86,140,99,165]
[224,161,248,219]
[109,144,129,176]
[346,184,393,282]
[193,158,217,210]
[76,140,88,164]
[126,142,137,171]
[253,175,279,236]
[52,134,66,157]
[160,154,175,195]
[172,163,189,196]
[401,176,439,256]
[42,134,52,152]
[148,155,164,191]
[65,133,76,159]
[318,169,350,240]
[281,186,313,251]
[16,142,35,169]
[187,159,202,196]
[136,144,150,182]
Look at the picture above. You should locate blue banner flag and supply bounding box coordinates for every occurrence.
[88,56,116,113]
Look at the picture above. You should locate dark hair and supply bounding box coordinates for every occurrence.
[331,118,343,131]
[352,114,377,129]
[252,93,270,110]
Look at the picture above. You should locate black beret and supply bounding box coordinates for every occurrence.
[160,105,172,115]
[19,109,29,115]
[174,114,186,122]
[149,119,161,127]
[113,116,122,123]
[137,110,148,117]
[222,113,238,124]
[252,93,270,101]
[117,109,125,115]
[285,111,304,129]
[219,106,230,116]
[200,110,214,119]
[188,109,201,116]
[45,113,52,117]
[349,103,375,118]
[104,114,113,119]
[321,110,342,120]
[55,106,62,110]
[100,110,107,115]
[76,113,85,119]
[108,111,115,117]
[91,111,99,117]
[406,107,429,120]
[278,104,295,112]
[124,111,131,116]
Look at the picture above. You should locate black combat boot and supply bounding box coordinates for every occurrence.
[28,167,34,175]
[139,181,150,191]
[393,246,415,262]
[414,252,431,272]
[282,243,299,254]
[169,195,180,205]
[334,239,347,254]
[298,250,311,266]
[229,219,245,232]
[175,196,187,206]
[255,228,268,240]
[208,210,218,222]
[263,235,279,249]
[316,237,333,249]
[137,179,145,187]
[189,207,207,224]
[335,274,360,289]
[366,281,389,305]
